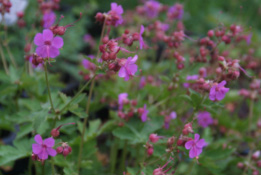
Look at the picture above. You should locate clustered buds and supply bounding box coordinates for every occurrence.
[56,142,72,158]
[0,0,12,14]
[17,12,26,28]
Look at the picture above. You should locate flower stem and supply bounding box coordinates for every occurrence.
[43,62,55,114]
[120,140,128,173]
[77,76,96,173]
[59,76,94,114]
[110,138,119,174]
[4,42,17,68]
[0,43,9,74]
[41,163,45,175]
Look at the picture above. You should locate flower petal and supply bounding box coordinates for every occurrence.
[36,46,48,58]
[196,139,207,148]
[189,147,197,158]
[118,67,126,78]
[49,46,60,58]
[218,80,227,87]
[32,144,42,154]
[47,148,57,157]
[52,36,64,48]
[185,140,194,150]
[34,33,44,46]
[38,149,48,160]
[194,134,200,142]
[43,29,54,41]
[43,137,55,147]
[34,134,43,144]
[130,55,138,64]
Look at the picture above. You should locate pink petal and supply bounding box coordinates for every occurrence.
[185,140,194,149]
[189,147,197,158]
[43,29,54,41]
[36,46,48,58]
[43,137,55,147]
[130,55,138,64]
[32,143,42,154]
[140,25,145,34]
[196,139,207,148]
[34,33,44,46]
[170,112,177,119]
[194,134,200,142]
[49,46,60,58]
[196,148,202,157]
[124,73,130,81]
[118,67,127,78]
[47,148,57,157]
[52,36,64,48]
[34,134,43,144]
[216,90,225,101]
[218,80,227,87]
[38,149,48,160]
[128,64,138,75]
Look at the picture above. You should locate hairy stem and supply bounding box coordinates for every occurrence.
[0,43,9,74]
[77,76,96,173]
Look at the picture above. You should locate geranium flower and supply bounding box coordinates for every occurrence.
[209,80,229,101]
[118,55,138,81]
[34,29,63,58]
[118,93,128,110]
[144,0,161,18]
[141,104,148,122]
[185,134,207,158]
[167,3,184,20]
[197,111,213,128]
[82,59,96,71]
[108,2,124,26]
[32,134,57,160]
[164,111,176,129]
[43,11,56,29]
[139,25,145,49]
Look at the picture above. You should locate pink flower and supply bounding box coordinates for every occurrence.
[141,104,148,122]
[118,55,138,81]
[167,3,184,20]
[32,134,57,160]
[139,25,146,49]
[139,76,146,89]
[149,133,163,143]
[82,59,96,71]
[164,111,176,129]
[186,75,198,81]
[43,11,56,29]
[144,0,161,18]
[118,93,128,110]
[197,111,213,128]
[185,134,207,158]
[209,80,229,101]
[108,2,124,26]
[34,29,64,59]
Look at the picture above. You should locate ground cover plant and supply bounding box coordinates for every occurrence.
[0,0,260,175]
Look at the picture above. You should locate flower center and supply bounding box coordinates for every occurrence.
[44,41,52,45]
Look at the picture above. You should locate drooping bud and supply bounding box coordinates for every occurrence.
[51,122,75,137]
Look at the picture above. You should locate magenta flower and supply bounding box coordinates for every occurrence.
[32,134,57,160]
[144,0,161,18]
[34,29,64,59]
[43,11,56,29]
[167,4,184,20]
[209,80,229,101]
[139,76,146,89]
[139,25,146,49]
[118,55,138,81]
[141,104,148,122]
[82,59,96,71]
[108,2,124,26]
[164,111,176,129]
[186,75,199,81]
[185,134,207,158]
[118,93,128,110]
[197,111,213,128]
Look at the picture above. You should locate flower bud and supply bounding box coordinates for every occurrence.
[147,146,154,156]
[51,129,60,137]
[56,146,63,154]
